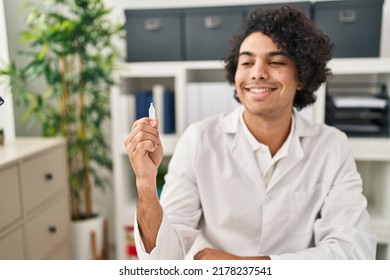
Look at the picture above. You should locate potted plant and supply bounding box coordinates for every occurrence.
[0,0,124,259]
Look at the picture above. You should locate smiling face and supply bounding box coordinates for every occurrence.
[235,32,303,122]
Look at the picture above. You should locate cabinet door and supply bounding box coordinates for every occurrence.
[26,198,69,259]
[0,226,25,260]
[125,9,183,62]
[313,0,383,57]
[0,165,22,231]
[185,7,244,60]
[20,147,67,212]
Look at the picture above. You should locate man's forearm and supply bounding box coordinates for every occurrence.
[136,180,163,253]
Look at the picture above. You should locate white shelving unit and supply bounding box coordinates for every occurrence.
[111,57,390,260]
[325,58,390,260]
[110,60,226,260]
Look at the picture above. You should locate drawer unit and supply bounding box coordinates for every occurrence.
[313,0,384,58]
[20,147,67,212]
[245,1,312,19]
[0,164,22,231]
[185,6,244,61]
[125,9,183,62]
[0,138,72,259]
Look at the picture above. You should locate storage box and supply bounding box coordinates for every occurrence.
[184,6,244,61]
[325,83,389,137]
[313,0,384,58]
[125,9,184,62]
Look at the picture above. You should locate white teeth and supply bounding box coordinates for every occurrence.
[248,88,274,94]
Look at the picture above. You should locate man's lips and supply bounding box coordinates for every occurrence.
[246,87,275,94]
[244,86,277,96]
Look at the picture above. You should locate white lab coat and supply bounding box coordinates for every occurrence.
[135,107,377,259]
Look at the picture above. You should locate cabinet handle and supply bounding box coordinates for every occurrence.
[48,226,57,233]
[45,173,53,181]
[204,16,222,29]
[144,18,161,31]
[339,10,357,23]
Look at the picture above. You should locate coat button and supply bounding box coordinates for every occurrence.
[263,195,270,204]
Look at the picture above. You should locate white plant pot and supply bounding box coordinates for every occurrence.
[71,215,104,260]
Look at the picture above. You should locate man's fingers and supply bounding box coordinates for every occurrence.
[125,118,160,150]
[131,117,159,131]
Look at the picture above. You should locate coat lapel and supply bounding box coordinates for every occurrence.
[267,112,319,190]
[220,107,266,190]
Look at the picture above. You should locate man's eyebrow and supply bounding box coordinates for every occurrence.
[239,51,254,57]
[269,51,288,57]
[238,51,289,57]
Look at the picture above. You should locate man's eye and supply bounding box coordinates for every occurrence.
[270,61,285,65]
[241,61,252,66]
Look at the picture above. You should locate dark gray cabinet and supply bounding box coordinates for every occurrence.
[125,0,384,61]
[184,6,244,61]
[125,9,184,62]
[313,0,384,58]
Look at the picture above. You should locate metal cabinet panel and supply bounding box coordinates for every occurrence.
[125,9,183,62]
[314,0,384,58]
[185,7,244,61]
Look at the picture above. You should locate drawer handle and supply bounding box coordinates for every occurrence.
[48,226,57,234]
[339,10,357,23]
[144,18,161,31]
[45,173,53,181]
[205,16,222,29]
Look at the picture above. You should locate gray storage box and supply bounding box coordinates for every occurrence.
[313,0,384,58]
[245,2,312,19]
[185,7,244,61]
[125,9,183,62]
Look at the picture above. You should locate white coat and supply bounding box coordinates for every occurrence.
[135,107,377,259]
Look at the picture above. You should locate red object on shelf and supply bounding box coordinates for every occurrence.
[125,225,138,258]
[127,244,137,256]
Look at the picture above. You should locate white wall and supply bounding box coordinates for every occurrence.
[3,0,41,136]
[0,0,15,143]
[381,0,390,56]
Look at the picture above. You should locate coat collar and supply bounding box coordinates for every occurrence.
[219,106,319,139]
[217,107,320,191]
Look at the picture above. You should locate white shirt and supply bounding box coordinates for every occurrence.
[240,109,295,186]
[135,107,377,259]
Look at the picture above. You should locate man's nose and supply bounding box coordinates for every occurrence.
[250,63,269,80]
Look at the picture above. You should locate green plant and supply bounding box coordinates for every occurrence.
[0,0,124,220]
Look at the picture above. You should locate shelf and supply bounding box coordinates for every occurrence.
[374,226,390,243]
[329,58,390,75]
[118,58,390,76]
[0,137,66,166]
[160,134,178,155]
[116,60,225,78]
[349,138,390,161]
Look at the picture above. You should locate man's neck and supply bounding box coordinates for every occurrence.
[243,111,292,156]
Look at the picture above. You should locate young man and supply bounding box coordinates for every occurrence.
[124,6,377,259]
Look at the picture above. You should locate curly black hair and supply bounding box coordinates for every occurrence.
[224,6,334,110]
